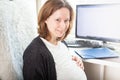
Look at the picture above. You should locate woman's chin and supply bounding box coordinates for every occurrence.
[57,35,63,38]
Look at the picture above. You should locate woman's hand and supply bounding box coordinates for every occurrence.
[72,55,84,70]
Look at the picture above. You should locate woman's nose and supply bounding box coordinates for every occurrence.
[60,21,66,28]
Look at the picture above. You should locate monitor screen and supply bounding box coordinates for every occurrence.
[76,4,120,43]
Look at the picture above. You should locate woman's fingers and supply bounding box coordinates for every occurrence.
[72,55,84,70]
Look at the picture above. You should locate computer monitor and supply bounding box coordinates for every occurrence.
[76,4,120,43]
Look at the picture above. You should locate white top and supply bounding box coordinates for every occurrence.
[41,38,87,80]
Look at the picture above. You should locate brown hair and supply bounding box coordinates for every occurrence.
[38,0,74,41]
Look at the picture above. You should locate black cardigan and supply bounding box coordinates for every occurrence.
[23,36,57,80]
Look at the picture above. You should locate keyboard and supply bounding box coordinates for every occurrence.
[64,40,102,48]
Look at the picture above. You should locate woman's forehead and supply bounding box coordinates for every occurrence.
[50,8,70,19]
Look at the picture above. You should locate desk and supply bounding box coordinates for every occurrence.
[69,47,120,80]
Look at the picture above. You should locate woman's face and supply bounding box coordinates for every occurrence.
[45,7,70,39]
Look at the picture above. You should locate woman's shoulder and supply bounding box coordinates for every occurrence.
[27,36,45,48]
[23,36,45,54]
[23,36,55,63]
[23,36,49,61]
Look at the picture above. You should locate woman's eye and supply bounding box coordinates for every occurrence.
[56,19,60,22]
[65,19,69,23]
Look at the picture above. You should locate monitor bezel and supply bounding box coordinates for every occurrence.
[75,4,120,43]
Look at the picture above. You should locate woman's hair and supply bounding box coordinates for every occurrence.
[38,0,74,41]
